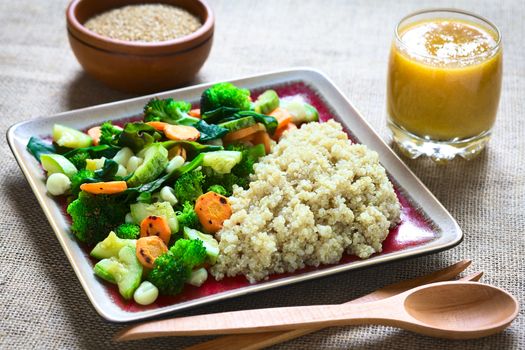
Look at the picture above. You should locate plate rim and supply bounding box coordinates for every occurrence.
[7,67,462,322]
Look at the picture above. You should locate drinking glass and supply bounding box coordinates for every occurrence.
[386,9,502,162]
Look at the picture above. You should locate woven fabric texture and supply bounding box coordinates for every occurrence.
[1,0,523,349]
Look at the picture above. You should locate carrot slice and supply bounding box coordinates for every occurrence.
[146,121,169,131]
[269,107,292,133]
[140,215,171,245]
[223,123,265,144]
[273,122,298,141]
[87,126,101,146]
[188,109,201,118]
[251,131,272,154]
[80,181,127,195]
[164,125,200,141]
[195,192,233,233]
[136,236,168,269]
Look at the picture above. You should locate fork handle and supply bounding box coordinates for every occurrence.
[115,301,397,341]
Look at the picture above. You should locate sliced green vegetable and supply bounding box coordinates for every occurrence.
[90,231,136,260]
[112,147,134,166]
[53,124,92,148]
[203,150,242,174]
[40,154,78,179]
[127,144,168,187]
[253,90,279,114]
[218,116,256,133]
[93,258,117,283]
[183,227,220,264]
[281,99,319,124]
[26,137,56,162]
[93,245,143,300]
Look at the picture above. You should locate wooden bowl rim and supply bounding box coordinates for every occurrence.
[67,27,213,58]
[66,0,214,55]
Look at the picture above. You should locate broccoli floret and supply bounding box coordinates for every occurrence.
[176,202,200,230]
[169,238,207,267]
[204,170,248,196]
[174,169,205,204]
[232,157,256,178]
[99,121,123,146]
[143,98,197,125]
[68,151,89,170]
[207,184,228,196]
[66,191,128,245]
[147,239,206,295]
[200,82,251,115]
[115,223,140,239]
[146,252,187,296]
[70,169,95,196]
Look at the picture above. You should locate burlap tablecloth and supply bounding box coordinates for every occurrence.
[1,0,523,348]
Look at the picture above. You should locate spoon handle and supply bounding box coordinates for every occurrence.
[115,299,399,341]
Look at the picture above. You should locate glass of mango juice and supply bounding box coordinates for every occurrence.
[387,9,502,162]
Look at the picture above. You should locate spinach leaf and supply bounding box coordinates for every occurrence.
[201,106,240,123]
[125,153,205,200]
[62,144,120,160]
[94,159,119,181]
[194,120,229,141]
[26,137,56,162]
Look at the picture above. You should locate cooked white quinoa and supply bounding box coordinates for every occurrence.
[84,4,202,42]
[211,120,401,283]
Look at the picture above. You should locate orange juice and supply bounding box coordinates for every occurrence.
[386,10,502,161]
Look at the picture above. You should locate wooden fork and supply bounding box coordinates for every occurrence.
[181,260,482,350]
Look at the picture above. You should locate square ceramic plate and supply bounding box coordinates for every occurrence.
[7,68,462,322]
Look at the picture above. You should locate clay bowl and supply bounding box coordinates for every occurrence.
[66,0,214,94]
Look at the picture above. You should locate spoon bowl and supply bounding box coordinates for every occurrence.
[116,281,519,341]
[404,282,518,333]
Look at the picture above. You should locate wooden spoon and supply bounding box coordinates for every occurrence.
[186,265,482,350]
[115,281,518,341]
